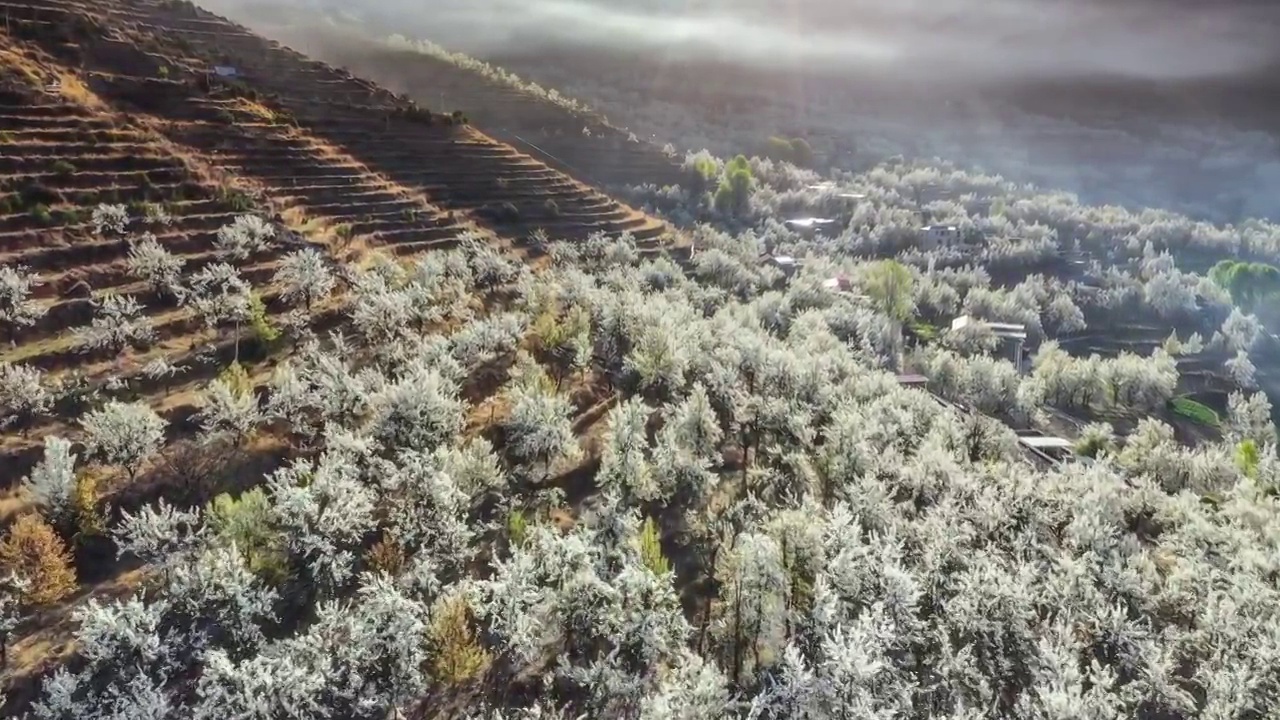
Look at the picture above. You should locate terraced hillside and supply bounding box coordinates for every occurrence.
[239,23,688,193]
[3,0,669,245]
[0,0,673,491]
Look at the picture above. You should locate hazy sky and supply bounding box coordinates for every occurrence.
[226,0,1279,83]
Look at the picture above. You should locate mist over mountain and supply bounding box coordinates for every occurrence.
[218,0,1280,84]
[208,0,1280,221]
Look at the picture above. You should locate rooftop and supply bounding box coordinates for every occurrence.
[806,183,867,200]
[786,217,836,229]
[951,315,1029,340]
[1018,436,1075,450]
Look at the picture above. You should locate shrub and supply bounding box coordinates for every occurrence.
[247,292,280,352]
[72,468,106,538]
[713,155,753,216]
[217,361,253,399]
[51,160,75,178]
[479,202,520,224]
[1209,259,1280,311]
[208,488,289,584]
[216,187,254,212]
[31,204,53,226]
[53,207,88,225]
[763,136,815,166]
[428,595,490,686]
[1237,439,1260,478]
[637,516,670,576]
[365,531,406,577]
[1074,422,1117,459]
[0,513,77,606]
[506,509,528,548]
[908,319,939,342]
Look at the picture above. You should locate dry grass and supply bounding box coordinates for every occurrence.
[230,98,279,124]
[56,73,104,110]
[0,565,146,684]
[0,44,47,87]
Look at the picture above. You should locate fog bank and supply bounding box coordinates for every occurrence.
[211,0,1280,85]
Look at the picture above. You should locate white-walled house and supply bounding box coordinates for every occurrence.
[764,255,801,277]
[952,315,1029,369]
[922,224,962,249]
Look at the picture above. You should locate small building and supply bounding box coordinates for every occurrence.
[951,315,1029,369]
[764,255,801,277]
[922,224,962,249]
[951,315,1027,338]
[823,275,853,293]
[822,276,870,302]
[1017,435,1075,463]
[785,217,836,237]
[806,183,866,201]
[757,254,798,280]
[895,373,929,388]
[212,65,239,78]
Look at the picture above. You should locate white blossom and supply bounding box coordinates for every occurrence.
[196,379,262,445]
[273,248,336,310]
[126,234,186,299]
[0,361,51,428]
[22,436,77,524]
[1226,350,1258,389]
[81,401,166,477]
[0,264,46,336]
[75,293,155,353]
[214,215,275,261]
[91,203,129,236]
[504,385,581,478]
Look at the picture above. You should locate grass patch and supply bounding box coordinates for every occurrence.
[57,74,101,108]
[0,48,46,88]
[31,203,53,226]
[216,186,254,212]
[234,99,279,124]
[53,206,89,224]
[908,319,940,341]
[1169,397,1220,427]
